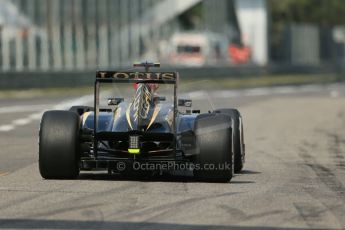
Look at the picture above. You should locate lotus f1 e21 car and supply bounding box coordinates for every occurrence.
[39,62,245,182]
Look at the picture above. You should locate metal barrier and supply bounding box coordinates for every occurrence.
[0,64,341,89]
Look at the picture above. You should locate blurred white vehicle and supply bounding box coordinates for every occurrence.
[164,32,229,67]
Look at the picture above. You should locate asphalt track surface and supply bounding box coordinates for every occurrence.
[0,83,345,230]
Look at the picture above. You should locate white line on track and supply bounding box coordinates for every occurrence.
[330,90,339,98]
[0,125,15,132]
[0,94,94,132]
[183,83,344,100]
[0,104,53,114]
[0,83,343,132]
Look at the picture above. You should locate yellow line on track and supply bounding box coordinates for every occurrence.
[0,172,9,177]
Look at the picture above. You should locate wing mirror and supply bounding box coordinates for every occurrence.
[107,98,124,106]
[178,99,192,107]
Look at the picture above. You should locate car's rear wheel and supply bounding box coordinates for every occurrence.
[39,111,80,179]
[214,108,245,173]
[194,113,233,182]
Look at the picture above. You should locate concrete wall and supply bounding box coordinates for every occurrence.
[234,0,268,66]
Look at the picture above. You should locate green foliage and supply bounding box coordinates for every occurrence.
[268,0,345,60]
[269,0,345,26]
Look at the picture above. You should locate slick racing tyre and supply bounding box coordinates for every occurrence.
[69,106,94,116]
[39,111,80,179]
[214,108,245,173]
[194,113,233,182]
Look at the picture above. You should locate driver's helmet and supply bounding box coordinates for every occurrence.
[133,83,159,92]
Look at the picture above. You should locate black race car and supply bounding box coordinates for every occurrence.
[39,62,245,182]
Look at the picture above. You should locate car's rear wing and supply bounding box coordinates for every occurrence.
[96,71,178,84]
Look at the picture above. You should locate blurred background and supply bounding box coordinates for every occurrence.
[0,0,344,89]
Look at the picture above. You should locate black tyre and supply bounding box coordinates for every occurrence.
[214,108,245,173]
[39,111,80,179]
[69,106,94,116]
[194,113,233,182]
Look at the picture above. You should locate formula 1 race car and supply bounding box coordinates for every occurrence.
[39,62,245,182]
